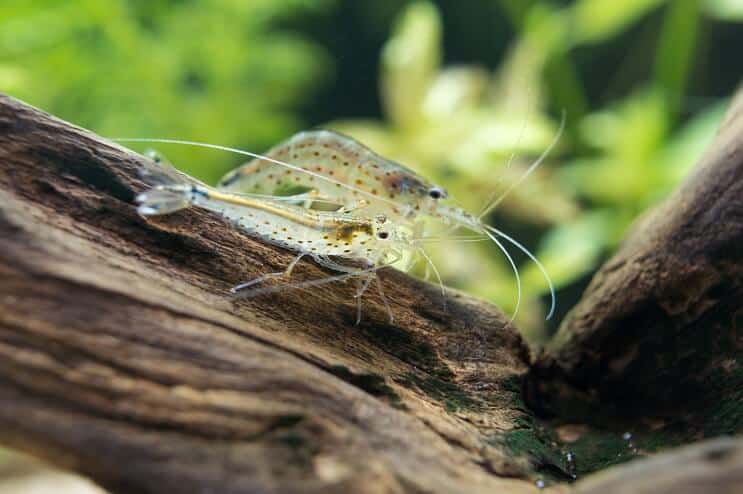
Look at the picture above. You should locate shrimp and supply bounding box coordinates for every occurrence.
[135,154,409,323]
[217,130,443,217]
[118,117,563,320]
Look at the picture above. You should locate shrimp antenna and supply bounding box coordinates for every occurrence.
[483,224,555,320]
[481,229,522,321]
[478,109,533,215]
[477,110,566,220]
[114,138,404,210]
[413,235,488,243]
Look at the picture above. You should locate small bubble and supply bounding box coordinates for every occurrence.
[535,479,546,489]
[622,432,633,441]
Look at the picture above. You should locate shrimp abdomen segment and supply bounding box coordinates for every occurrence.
[141,183,382,261]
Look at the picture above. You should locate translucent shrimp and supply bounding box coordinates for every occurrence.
[217,130,439,215]
[134,155,409,323]
[118,118,563,320]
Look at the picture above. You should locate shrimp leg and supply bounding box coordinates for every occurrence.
[230,252,307,293]
[315,254,372,324]
[315,254,396,324]
[353,270,395,325]
[374,275,393,323]
[351,269,394,324]
[354,275,375,325]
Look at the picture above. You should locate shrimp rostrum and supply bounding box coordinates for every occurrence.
[135,154,410,323]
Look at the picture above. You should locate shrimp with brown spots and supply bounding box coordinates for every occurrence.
[134,154,409,323]
[119,118,563,319]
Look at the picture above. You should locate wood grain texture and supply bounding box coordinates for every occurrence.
[0,94,539,493]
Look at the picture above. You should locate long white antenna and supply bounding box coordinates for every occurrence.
[484,224,556,320]
[477,110,566,220]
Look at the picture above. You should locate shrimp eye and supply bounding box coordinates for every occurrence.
[377,231,389,240]
[428,187,446,199]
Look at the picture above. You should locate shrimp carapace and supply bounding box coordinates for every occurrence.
[217,130,448,218]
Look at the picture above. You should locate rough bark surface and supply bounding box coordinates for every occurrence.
[526,89,743,433]
[0,93,741,493]
[0,94,539,493]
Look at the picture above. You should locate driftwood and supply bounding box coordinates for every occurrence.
[0,92,740,493]
[527,88,743,429]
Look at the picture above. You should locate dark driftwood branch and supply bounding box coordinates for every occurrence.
[0,93,741,493]
[527,89,743,427]
[0,94,539,493]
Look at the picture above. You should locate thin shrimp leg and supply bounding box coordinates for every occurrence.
[352,271,394,325]
[417,246,447,311]
[423,259,432,282]
[374,275,394,323]
[314,255,374,324]
[230,252,307,293]
[315,254,398,324]
[354,274,375,325]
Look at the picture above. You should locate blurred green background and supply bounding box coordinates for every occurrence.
[1,0,742,345]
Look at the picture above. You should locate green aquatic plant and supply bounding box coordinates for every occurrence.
[0,0,334,183]
[329,0,731,338]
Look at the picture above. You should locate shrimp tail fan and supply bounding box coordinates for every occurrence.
[135,149,201,216]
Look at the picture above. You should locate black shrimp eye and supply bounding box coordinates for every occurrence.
[428,187,446,199]
[377,231,389,239]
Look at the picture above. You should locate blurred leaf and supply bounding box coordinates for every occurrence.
[381,1,441,129]
[511,4,590,128]
[661,99,728,185]
[444,113,557,170]
[489,25,552,113]
[523,210,614,291]
[0,0,334,183]
[654,0,702,121]
[704,0,743,20]
[422,67,489,118]
[0,64,26,91]
[572,0,669,43]
[562,87,668,206]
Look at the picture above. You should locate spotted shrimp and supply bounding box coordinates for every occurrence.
[120,118,563,319]
[135,155,413,323]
